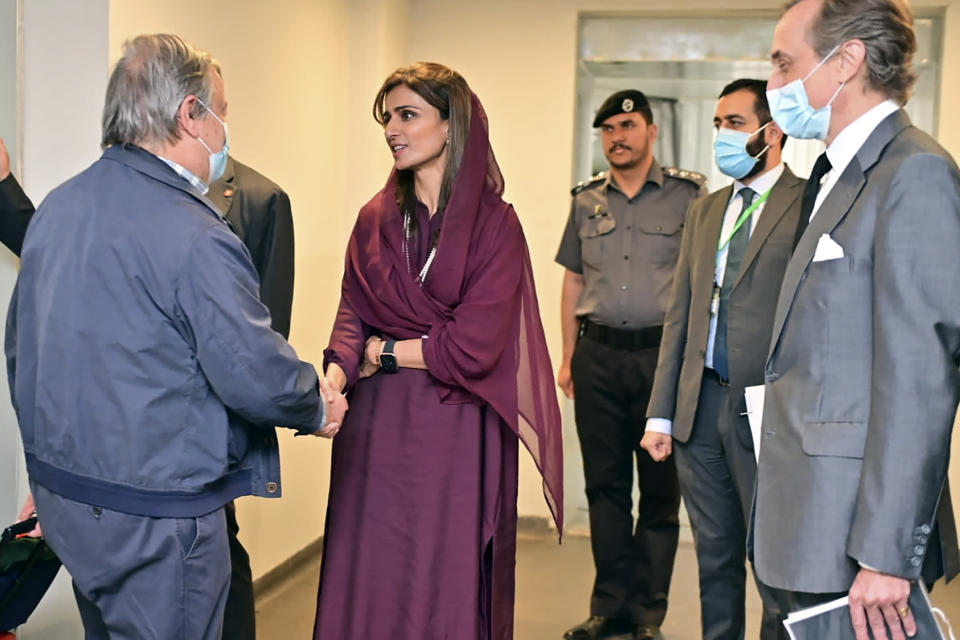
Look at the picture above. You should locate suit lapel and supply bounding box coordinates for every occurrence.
[767,110,911,360]
[700,185,732,289]
[733,167,801,291]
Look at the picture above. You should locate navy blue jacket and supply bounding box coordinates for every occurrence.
[6,145,324,517]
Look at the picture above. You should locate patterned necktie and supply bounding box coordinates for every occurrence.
[793,152,833,250]
[714,187,756,381]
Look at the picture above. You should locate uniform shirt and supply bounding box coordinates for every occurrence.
[555,160,705,329]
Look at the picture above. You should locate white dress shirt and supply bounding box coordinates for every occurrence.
[810,99,899,219]
[646,163,784,437]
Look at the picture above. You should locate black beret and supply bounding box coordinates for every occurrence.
[592,90,650,128]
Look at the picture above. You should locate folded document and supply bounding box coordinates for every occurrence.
[784,581,952,640]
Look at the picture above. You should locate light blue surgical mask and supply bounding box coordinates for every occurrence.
[766,44,845,141]
[195,98,230,183]
[713,122,771,180]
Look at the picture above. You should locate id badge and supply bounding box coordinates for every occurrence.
[710,284,720,317]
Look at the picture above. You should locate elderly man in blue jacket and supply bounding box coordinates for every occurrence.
[5,34,345,640]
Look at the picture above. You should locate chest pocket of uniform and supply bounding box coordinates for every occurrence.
[637,215,684,264]
[579,215,616,267]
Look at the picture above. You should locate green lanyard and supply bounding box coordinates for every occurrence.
[716,188,772,252]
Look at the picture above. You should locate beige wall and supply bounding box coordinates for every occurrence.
[104,0,960,580]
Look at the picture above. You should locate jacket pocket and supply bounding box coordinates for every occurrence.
[175,516,200,559]
[801,421,868,458]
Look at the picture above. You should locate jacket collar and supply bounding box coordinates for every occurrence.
[100,144,226,224]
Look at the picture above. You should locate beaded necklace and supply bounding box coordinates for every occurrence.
[402,211,437,286]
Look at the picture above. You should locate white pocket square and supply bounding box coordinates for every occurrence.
[812,233,845,262]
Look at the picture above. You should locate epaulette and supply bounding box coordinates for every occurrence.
[663,167,707,188]
[571,172,607,196]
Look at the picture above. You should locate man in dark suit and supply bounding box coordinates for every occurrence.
[753,1,960,639]
[0,138,33,256]
[3,137,294,640]
[642,79,801,640]
[206,155,294,640]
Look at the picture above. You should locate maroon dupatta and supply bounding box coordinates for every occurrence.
[329,94,563,532]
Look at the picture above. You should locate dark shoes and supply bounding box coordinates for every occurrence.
[562,616,635,640]
[633,623,662,640]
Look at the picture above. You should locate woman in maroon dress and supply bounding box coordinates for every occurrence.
[313,63,563,639]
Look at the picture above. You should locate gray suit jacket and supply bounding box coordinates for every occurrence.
[753,109,960,593]
[647,166,803,442]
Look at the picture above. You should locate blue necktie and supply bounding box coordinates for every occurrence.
[714,187,755,381]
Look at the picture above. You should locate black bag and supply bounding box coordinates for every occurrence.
[0,517,62,631]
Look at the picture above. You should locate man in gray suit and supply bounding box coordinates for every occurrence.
[753,1,960,639]
[642,79,801,640]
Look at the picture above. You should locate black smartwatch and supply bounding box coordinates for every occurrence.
[379,339,399,374]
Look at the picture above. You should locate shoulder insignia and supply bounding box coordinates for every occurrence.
[571,171,607,196]
[663,167,707,188]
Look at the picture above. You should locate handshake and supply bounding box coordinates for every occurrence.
[315,375,348,439]
[313,335,397,439]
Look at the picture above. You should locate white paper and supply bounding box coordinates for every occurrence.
[783,595,850,640]
[785,595,849,622]
[812,233,845,262]
[744,385,765,463]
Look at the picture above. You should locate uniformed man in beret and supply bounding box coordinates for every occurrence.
[556,89,706,640]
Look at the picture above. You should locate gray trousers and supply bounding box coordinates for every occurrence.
[673,373,780,640]
[32,483,230,640]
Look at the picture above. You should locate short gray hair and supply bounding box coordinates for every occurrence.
[786,0,917,105]
[101,34,221,149]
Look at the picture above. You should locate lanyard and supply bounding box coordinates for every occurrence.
[716,188,772,252]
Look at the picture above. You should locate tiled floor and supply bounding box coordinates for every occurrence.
[256,536,960,639]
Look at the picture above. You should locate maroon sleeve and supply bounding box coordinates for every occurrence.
[323,292,369,391]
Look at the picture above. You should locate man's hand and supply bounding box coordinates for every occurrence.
[359,335,381,380]
[848,568,915,640]
[0,137,10,181]
[315,377,348,438]
[557,361,574,398]
[17,492,42,538]
[641,431,673,462]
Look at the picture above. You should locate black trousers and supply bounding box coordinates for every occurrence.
[222,500,256,640]
[760,584,845,640]
[571,334,681,625]
[674,373,780,640]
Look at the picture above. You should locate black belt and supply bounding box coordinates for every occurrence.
[580,319,663,351]
[702,367,730,387]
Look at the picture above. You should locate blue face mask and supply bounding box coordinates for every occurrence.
[713,122,771,180]
[766,44,845,141]
[195,98,230,183]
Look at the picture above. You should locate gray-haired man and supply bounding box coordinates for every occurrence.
[7,34,346,639]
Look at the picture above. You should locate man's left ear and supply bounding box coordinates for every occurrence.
[178,95,203,138]
[648,122,659,142]
[765,120,784,146]
[836,39,867,84]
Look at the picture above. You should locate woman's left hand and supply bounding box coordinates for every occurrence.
[359,335,382,379]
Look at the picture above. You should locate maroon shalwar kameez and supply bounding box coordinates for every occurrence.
[314,95,562,640]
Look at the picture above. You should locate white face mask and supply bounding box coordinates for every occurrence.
[766,44,845,141]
